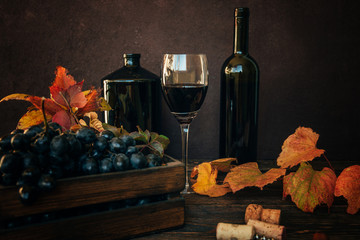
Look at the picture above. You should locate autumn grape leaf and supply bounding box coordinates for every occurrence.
[191,162,232,197]
[102,124,128,137]
[210,158,237,172]
[277,127,325,169]
[17,110,52,130]
[224,162,286,193]
[283,162,336,213]
[0,66,111,130]
[334,165,360,214]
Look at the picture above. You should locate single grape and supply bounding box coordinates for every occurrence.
[19,151,38,169]
[146,153,162,167]
[44,165,63,179]
[76,128,97,144]
[65,134,82,156]
[50,135,70,156]
[81,157,98,175]
[100,130,115,141]
[24,125,43,140]
[125,146,138,156]
[111,153,129,171]
[89,149,104,160]
[19,185,37,205]
[130,152,148,169]
[11,133,30,151]
[0,153,21,174]
[21,166,41,185]
[108,137,126,153]
[120,135,136,147]
[99,158,114,173]
[0,134,14,151]
[93,136,108,152]
[38,174,56,191]
[33,134,51,153]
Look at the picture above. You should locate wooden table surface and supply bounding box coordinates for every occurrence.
[135,160,360,240]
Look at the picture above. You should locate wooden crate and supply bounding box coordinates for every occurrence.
[0,157,185,240]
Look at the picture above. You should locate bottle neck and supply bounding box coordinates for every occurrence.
[124,54,140,67]
[233,14,249,55]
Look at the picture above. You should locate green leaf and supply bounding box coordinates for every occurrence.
[153,134,170,151]
[150,141,165,157]
[102,124,129,137]
[283,162,336,213]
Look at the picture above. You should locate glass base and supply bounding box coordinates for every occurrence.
[181,182,192,194]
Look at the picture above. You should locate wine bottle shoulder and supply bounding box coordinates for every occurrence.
[221,54,258,73]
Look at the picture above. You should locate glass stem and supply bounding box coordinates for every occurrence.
[180,123,190,193]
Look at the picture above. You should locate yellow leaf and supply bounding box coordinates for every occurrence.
[0,93,31,102]
[98,97,112,111]
[192,162,231,197]
[17,110,51,130]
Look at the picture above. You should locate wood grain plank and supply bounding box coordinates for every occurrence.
[0,159,185,219]
[0,198,185,240]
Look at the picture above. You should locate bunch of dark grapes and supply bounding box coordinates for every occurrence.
[0,124,163,205]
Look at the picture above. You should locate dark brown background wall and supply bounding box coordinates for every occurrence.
[1,0,359,161]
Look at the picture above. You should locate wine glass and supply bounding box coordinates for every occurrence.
[161,54,209,194]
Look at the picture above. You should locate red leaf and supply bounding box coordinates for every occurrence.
[52,110,77,130]
[50,80,87,109]
[224,162,286,193]
[67,81,87,108]
[277,127,325,169]
[334,165,360,214]
[27,96,63,115]
[283,162,336,213]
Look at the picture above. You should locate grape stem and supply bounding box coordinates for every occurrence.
[41,97,49,133]
[322,153,334,171]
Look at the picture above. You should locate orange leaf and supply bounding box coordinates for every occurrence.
[283,162,336,213]
[277,127,325,169]
[210,158,237,172]
[52,66,77,89]
[77,89,101,115]
[17,110,51,130]
[224,162,286,193]
[334,165,360,214]
[191,162,231,197]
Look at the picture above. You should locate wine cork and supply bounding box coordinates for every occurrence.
[216,223,255,240]
[247,219,285,240]
[245,204,281,225]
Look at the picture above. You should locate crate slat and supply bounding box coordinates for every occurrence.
[0,197,185,240]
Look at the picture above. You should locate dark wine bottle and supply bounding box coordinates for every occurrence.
[219,8,259,163]
[101,54,161,132]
